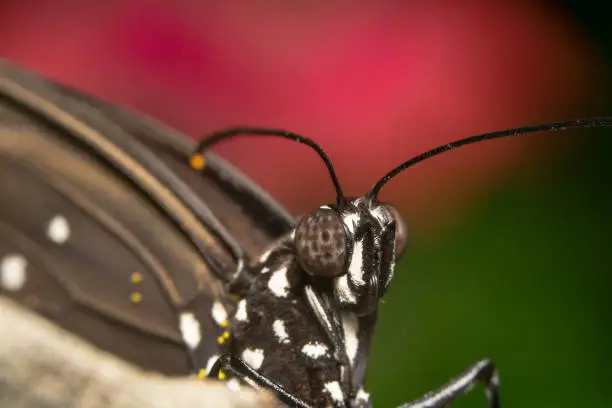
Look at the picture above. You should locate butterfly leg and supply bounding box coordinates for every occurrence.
[399,359,499,408]
[209,354,312,408]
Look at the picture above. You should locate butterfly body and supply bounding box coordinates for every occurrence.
[5,60,607,408]
[0,61,291,376]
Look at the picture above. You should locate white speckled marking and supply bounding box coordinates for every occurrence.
[324,381,345,403]
[235,299,248,322]
[179,312,201,349]
[334,274,357,304]
[342,212,360,234]
[268,267,289,297]
[370,206,389,224]
[356,387,370,402]
[211,301,228,325]
[1,254,27,292]
[272,319,290,344]
[205,355,220,375]
[241,348,265,370]
[301,342,328,359]
[347,239,365,285]
[47,215,71,244]
[341,312,359,364]
[259,247,274,264]
[227,378,241,392]
[386,256,397,287]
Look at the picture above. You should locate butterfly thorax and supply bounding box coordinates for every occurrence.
[227,240,374,407]
[221,197,409,407]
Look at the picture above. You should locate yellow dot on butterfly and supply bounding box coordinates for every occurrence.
[220,319,228,328]
[217,335,225,344]
[222,331,230,340]
[218,370,226,380]
[130,292,142,304]
[197,369,207,380]
[130,272,143,284]
[190,154,206,170]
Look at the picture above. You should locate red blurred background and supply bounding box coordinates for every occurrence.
[0,1,604,233]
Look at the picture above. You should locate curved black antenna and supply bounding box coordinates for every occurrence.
[193,127,345,207]
[367,117,612,202]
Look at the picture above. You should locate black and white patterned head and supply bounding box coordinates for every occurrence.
[295,198,407,316]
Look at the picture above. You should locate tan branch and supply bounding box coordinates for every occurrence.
[0,296,280,408]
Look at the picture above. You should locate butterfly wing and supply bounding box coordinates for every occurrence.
[0,62,294,374]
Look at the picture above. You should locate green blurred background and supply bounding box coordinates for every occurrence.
[3,2,612,407]
[373,135,612,407]
[373,4,612,407]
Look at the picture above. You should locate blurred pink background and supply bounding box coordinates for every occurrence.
[0,1,603,233]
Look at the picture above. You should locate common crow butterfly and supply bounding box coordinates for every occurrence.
[1,61,610,408]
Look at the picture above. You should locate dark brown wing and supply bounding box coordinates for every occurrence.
[0,61,294,375]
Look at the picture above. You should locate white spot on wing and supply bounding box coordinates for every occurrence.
[211,301,228,325]
[235,299,248,322]
[1,254,27,292]
[268,267,289,297]
[324,381,345,403]
[272,319,290,344]
[302,342,329,359]
[179,312,201,349]
[46,215,70,244]
[242,348,265,370]
[341,312,359,364]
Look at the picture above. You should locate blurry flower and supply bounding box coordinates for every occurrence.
[0,1,603,231]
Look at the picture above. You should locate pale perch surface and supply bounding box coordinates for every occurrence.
[0,296,280,408]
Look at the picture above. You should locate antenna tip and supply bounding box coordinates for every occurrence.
[190,153,206,170]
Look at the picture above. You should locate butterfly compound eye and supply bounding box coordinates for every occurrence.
[385,204,408,258]
[294,209,347,277]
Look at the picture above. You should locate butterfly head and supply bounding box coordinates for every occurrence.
[294,197,407,316]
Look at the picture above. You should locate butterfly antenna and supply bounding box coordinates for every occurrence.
[367,117,612,202]
[193,127,345,207]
